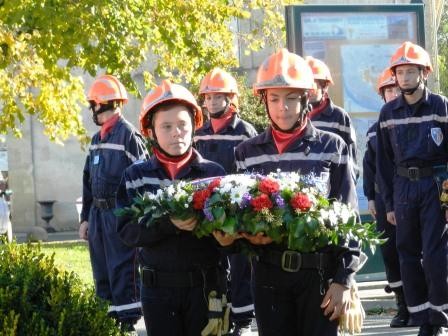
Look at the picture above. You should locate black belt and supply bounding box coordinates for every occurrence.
[258,250,331,273]
[92,197,116,209]
[396,166,434,181]
[141,267,218,288]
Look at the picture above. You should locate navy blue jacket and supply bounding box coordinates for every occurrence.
[81,116,148,222]
[116,149,226,271]
[194,114,258,173]
[363,122,378,201]
[310,99,359,181]
[234,120,360,287]
[376,89,448,212]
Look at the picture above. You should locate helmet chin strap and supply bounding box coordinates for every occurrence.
[208,97,231,119]
[399,80,423,96]
[90,101,118,126]
[264,94,309,133]
[148,112,195,158]
[397,68,425,96]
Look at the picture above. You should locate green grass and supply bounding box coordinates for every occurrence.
[39,240,94,287]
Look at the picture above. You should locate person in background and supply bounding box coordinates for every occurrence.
[79,75,148,333]
[194,68,258,335]
[363,68,408,328]
[218,48,360,336]
[305,56,359,183]
[376,41,448,336]
[116,80,227,336]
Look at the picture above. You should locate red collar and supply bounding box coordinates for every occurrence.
[309,97,329,119]
[210,108,236,133]
[100,114,120,140]
[271,121,307,154]
[153,147,194,180]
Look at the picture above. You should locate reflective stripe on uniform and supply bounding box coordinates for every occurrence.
[108,301,142,313]
[389,280,403,288]
[230,303,255,314]
[235,152,348,170]
[312,121,352,136]
[367,131,376,140]
[379,114,448,129]
[407,301,448,313]
[125,176,172,191]
[90,143,139,162]
[194,134,251,142]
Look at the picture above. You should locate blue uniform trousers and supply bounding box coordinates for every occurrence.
[394,176,448,326]
[375,191,402,287]
[88,207,141,322]
[252,261,338,336]
[141,286,209,336]
[229,254,254,322]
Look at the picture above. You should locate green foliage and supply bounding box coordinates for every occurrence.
[0,242,126,336]
[236,74,269,133]
[0,0,295,144]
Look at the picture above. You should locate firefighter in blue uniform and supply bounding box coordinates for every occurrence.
[226,48,360,336]
[79,75,147,332]
[376,41,448,336]
[363,68,408,328]
[116,80,227,336]
[305,56,359,182]
[194,68,258,334]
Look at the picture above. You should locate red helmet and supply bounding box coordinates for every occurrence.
[389,41,432,73]
[253,48,314,95]
[305,56,334,84]
[376,68,396,95]
[87,75,128,105]
[139,80,203,137]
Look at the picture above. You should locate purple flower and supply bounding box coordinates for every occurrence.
[203,207,214,221]
[273,192,285,208]
[239,192,252,209]
[202,199,214,221]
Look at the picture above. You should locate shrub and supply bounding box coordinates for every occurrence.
[0,242,126,336]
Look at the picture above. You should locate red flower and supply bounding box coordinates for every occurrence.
[207,178,222,192]
[290,193,312,211]
[251,193,273,212]
[193,189,211,210]
[259,178,280,194]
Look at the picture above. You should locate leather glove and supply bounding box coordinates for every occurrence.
[339,281,365,335]
[201,290,230,336]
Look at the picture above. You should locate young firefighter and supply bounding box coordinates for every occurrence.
[227,48,360,336]
[79,75,147,332]
[305,56,359,182]
[363,68,408,328]
[376,41,448,336]
[194,68,258,334]
[116,80,228,336]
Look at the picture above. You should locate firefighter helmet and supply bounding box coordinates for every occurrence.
[87,75,128,105]
[140,80,203,137]
[305,56,334,84]
[389,41,432,73]
[253,48,314,95]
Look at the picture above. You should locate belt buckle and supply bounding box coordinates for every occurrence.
[142,267,157,287]
[281,251,301,272]
[96,198,108,208]
[408,167,420,181]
